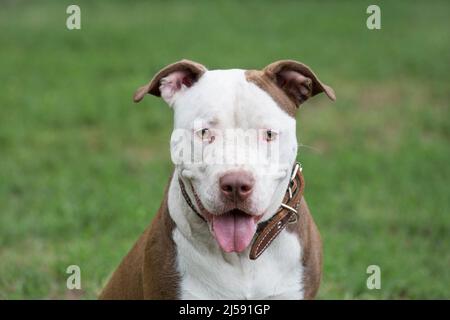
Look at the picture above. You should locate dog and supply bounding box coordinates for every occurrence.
[99,59,335,299]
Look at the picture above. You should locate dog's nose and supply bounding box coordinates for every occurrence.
[219,171,254,202]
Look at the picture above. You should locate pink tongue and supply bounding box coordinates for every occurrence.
[212,211,257,253]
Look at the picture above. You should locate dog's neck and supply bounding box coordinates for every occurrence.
[167,171,211,246]
[167,168,304,299]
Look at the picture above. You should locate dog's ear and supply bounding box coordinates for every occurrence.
[262,60,336,106]
[133,59,207,106]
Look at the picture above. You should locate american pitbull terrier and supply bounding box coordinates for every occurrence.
[99,59,335,300]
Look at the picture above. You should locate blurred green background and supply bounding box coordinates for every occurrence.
[0,0,449,299]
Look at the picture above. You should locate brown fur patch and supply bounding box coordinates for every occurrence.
[245,69,299,117]
[99,174,180,299]
[263,60,336,102]
[245,60,336,118]
[133,59,207,103]
[287,198,323,299]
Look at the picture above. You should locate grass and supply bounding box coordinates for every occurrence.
[0,0,449,299]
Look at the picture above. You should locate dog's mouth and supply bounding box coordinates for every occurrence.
[190,183,262,253]
[211,209,261,253]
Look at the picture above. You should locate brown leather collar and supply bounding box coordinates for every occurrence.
[250,163,304,259]
[178,163,304,260]
[178,176,207,223]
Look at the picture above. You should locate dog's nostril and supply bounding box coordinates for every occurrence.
[240,184,252,193]
[222,185,233,193]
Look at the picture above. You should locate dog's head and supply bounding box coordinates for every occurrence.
[134,59,335,253]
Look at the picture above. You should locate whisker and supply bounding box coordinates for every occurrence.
[298,142,321,153]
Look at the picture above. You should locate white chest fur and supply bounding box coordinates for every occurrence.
[172,225,304,300]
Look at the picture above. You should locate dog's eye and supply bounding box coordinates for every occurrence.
[195,128,214,142]
[264,129,278,142]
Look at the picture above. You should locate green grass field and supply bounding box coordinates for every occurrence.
[0,0,449,299]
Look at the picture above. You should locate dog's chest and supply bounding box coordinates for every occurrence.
[173,228,304,300]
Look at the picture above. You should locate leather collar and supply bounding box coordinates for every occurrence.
[178,163,304,260]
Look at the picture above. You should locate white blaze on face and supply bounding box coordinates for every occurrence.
[170,69,298,225]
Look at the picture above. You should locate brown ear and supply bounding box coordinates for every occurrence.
[263,60,336,106]
[133,59,207,104]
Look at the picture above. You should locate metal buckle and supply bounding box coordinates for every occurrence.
[280,203,298,214]
[283,162,303,224]
[290,163,300,182]
[287,162,302,200]
[288,212,299,224]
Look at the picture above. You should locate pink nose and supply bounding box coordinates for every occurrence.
[219,171,255,202]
